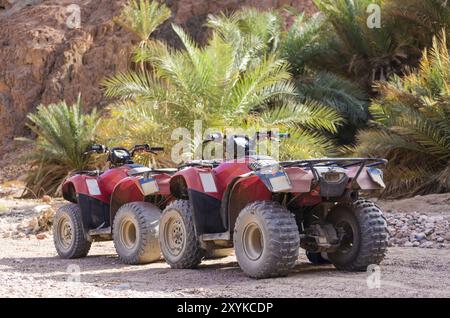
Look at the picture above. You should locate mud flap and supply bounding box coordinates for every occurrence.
[188,189,225,235]
[77,193,110,231]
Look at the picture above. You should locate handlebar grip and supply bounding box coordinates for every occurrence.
[256,131,290,139]
[87,144,107,154]
[134,144,150,150]
[276,133,290,138]
[150,147,164,152]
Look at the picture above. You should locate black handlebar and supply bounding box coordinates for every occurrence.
[85,144,164,157]
[84,144,108,155]
[131,144,164,156]
[203,131,290,144]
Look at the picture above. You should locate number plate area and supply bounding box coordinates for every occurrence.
[139,177,159,195]
[367,168,386,188]
[256,170,292,193]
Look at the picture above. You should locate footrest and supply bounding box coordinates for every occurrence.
[88,227,111,236]
[201,232,230,241]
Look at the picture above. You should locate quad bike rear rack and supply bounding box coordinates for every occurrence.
[279,158,388,186]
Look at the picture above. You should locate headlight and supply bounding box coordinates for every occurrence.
[322,171,346,183]
[248,159,279,174]
[258,164,279,175]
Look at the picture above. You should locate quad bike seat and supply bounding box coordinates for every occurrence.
[75,170,103,176]
[127,167,178,176]
[150,168,178,174]
[127,167,154,176]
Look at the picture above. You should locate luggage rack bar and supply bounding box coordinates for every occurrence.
[279,158,388,184]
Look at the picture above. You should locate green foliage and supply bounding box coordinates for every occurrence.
[103,10,342,161]
[206,7,283,57]
[353,32,450,197]
[296,72,369,125]
[114,0,171,42]
[282,0,422,91]
[312,0,419,89]
[282,12,327,76]
[295,72,370,144]
[114,0,171,70]
[18,97,101,197]
[281,12,370,142]
[385,0,450,48]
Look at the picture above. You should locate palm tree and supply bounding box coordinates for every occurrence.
[114,0,171,70]
[282,12,328,77]
[17,97,101,197]
[353,32,450,198]
[385,0,450,48]
[309,0,420,91]
[206,7,283,57]
[103,16,342,162]
[295,71,369,144]
[281,12,370,143]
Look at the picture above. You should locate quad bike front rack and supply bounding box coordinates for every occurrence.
[279,158,388,187]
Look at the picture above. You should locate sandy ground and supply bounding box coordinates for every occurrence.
[375,193,450,215]
[0,193,449,298]
[0,238,449,298]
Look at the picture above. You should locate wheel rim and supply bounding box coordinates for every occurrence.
[336,221,354,254]
[242,222,264,261]
[163,214,185,257]
[57,215,73,251]
[119,217,137,249]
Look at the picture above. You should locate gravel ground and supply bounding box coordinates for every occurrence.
[1,193,449,298]
[0,238,449,298]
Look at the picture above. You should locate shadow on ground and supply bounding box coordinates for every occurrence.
[0,252,337,294]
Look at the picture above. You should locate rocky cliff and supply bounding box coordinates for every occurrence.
[0,0,314,149]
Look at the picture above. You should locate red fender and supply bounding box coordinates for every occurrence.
[109,173,172,223]
[110,177,145,222]
[153,173,172,195]
[170,167,223,200]
[62,175,109,204]
[227,175,272,232]
[284,167,314,193]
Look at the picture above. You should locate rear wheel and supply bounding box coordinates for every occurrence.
[233,201,300,279]
[113,202,161,265]
[159,200,204,269]
[53,204,91,259]
[327,200,389,271]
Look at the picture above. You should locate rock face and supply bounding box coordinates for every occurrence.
[0,0,134,149]
[0,0,315,150]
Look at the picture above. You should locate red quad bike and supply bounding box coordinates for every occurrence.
[53,144,177,264]
[159,132,389,278]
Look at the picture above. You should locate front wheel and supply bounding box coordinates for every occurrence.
[159,200,204,269]
[53,204,92,259]
[327,199,389,271]
[113,202,162,265]
[233,201,300,279]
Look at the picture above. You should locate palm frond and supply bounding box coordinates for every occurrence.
[113,0,171,42]
[354,32,450,197]
[18,98,101,197]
